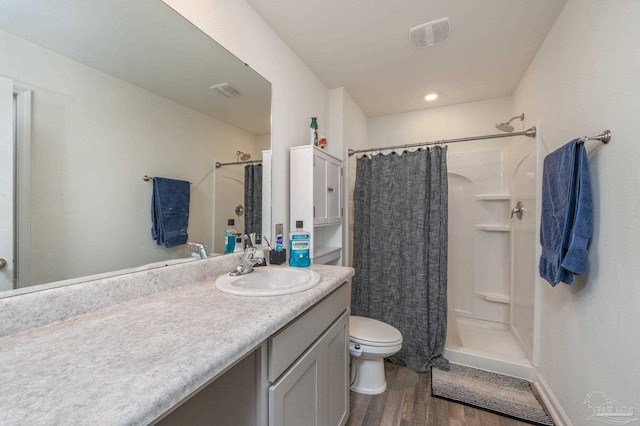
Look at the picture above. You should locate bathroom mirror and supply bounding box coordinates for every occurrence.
[0,0,271,295]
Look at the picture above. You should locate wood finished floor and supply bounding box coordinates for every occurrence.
[346,363,530,426]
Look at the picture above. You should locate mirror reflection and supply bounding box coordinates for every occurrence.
[0,0,271,294]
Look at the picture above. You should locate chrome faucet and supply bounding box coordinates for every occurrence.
[188,242,209,260]
[230,247,260,276]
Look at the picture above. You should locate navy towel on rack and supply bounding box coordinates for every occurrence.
[151,177,190,248]
[539,139,593,286]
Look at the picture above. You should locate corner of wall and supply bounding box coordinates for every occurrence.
[533,372,573,426]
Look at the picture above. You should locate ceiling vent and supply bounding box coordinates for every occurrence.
[409,17,450,48]
[210,83,241,97]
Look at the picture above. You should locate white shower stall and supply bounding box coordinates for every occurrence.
[444,144,538,380]
[346,128,539,380]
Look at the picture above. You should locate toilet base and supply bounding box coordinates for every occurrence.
[350,357,387,395]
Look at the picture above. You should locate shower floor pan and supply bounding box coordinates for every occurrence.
[444,317,535,381]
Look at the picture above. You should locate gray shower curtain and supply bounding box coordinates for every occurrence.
[244,164,262,235]
[351,146,449,372]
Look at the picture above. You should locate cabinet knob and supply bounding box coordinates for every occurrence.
[0,258,6,269]
[327,187,334,192]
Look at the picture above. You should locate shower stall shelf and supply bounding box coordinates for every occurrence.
[473,194,511,324]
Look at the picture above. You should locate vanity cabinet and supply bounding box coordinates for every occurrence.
[157,282,351,426]
[269,312,348,426]
[268,283,350,426]
[291,146,344,264]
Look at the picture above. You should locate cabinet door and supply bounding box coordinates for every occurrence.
[269,312,348,426]
[269,331,327,426]
[314,153,329,225]
[327,159,342,224]
[326,313,349,426]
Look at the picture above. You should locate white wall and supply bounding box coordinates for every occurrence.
[512,0,640,422]
[256,133,271,153]
[343,90,369,154]
[327,87,368,266]
[0,30,258,285]
[0,77,13,290]
[163,0,329,243]
[327,88,345,157]
[367,97,517,155]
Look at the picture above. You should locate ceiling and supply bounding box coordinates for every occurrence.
[245,0,566,118]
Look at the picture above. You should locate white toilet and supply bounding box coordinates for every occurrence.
[349,316,403,395]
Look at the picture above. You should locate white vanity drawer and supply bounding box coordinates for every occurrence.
[268,282,350,383]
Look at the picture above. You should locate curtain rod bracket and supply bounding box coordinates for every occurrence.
[524,126,537,138]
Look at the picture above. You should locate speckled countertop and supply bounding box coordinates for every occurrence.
[0,263,353,425]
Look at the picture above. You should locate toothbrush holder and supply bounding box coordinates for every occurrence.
[269,249,286,265]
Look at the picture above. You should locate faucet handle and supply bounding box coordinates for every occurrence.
[230,247,259,276]
[187,242,209,260]
[242,247,257,260]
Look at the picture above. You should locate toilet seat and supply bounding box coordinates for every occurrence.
[350,316,403,347]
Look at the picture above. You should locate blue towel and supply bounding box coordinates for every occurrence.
[539,139,593,286]
[151,177,190,248]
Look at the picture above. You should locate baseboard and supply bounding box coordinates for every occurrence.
[533,372,572,426]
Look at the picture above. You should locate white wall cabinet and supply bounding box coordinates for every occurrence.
[312,151,342,225]
[291,146,343,264]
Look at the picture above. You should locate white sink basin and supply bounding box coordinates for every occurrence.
[215,266,321,296]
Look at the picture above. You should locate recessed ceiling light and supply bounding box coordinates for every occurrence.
[425,93,438,101]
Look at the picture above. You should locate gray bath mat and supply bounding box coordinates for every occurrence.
[431,364,554,425]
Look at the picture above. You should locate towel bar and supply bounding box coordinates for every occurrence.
[143,175,192,184]
[578,130,611,144]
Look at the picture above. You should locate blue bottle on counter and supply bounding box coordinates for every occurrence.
[289,220,311,267]
[224,219,238,254]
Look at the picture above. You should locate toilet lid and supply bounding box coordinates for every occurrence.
[349,316,403,347]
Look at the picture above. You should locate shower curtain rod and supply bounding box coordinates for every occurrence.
[347,126,537,156]
[215,159,263,168]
